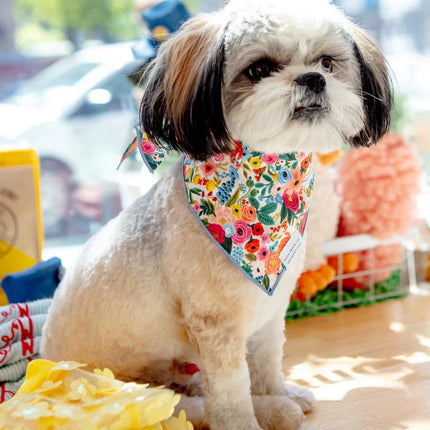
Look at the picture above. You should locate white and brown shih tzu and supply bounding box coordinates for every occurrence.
[41,0,392,429]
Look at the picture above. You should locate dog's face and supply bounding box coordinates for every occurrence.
[140,0,392,160]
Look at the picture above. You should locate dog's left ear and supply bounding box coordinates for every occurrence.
[351,26,393,147]
[140,14,232,161]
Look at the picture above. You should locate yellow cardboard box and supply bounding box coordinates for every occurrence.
[0,148,43,283]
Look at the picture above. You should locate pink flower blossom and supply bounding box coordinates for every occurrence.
[283,191,300,212]
[207,223,225,244]
[200,159,217,177]
[271,183,288,198]
[257,246,270,261]
[252,261,265,278]
[261,233,271,244]
[285,167,305,196]
[208,206,237,225]
[232,220,252,245]
[213,154,225,162]
[262,154,278,165]
[141,140,156,155]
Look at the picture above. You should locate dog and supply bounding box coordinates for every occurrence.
[41,1,392,429]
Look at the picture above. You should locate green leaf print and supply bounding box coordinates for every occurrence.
[257,212,275,225]
[200,199,215,216]
[249,196,260,210]
[280,204,288,223]
[226,188,241,207]
[145,155,158,171]
[259,202,277,214]
[245,253,257,262]
[262,275,270,290]
[222,237,233,254]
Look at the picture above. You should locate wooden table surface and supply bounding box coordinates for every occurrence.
[283,295,430,430]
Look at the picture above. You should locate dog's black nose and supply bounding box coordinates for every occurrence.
[295,72,326,93]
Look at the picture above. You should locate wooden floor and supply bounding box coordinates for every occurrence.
[283,294,430,430]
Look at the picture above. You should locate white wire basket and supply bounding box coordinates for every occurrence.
[286,234,417,319]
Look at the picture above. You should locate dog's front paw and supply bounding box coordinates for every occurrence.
[253,395,304,430]
[285,385,316,413]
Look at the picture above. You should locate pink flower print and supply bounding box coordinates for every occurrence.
[283,191,300,212]
[257,246,270,261]
[261,233,271,244]
[252,261,265,278]
[285,167,305,196]
[201,159,217,177]
[192,202,201,213]
[213,153,225,162]
[141,140,156,155]
[262,154,278,165]
[208,206,237,225]
[232,220,252,245]
[271,183,288,198]
[207,223,225,244]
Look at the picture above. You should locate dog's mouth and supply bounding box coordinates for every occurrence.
[293,103,329,120]
[294,103,322,113]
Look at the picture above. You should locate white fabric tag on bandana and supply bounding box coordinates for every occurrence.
[279,229,303,266]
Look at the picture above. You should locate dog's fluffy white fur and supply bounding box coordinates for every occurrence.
[41,1,391,429]
[304,158,341,271]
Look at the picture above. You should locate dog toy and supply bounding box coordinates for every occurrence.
[0,299,52,403]
[337,133,423,286]
[327,253,359,275]
[0,258,62,306]
[0,359,193,430]
[0,148,43,283]
[293,264,336,301]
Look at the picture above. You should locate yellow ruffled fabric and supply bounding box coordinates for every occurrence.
[0,359,193,430]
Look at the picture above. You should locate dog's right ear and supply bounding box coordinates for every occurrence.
[139,14,232,161]
[350,26,393,148]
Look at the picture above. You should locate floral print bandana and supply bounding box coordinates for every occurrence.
[132,126,314,295]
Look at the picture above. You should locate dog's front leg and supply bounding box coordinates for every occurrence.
[185,311,263,430]
[247,313,315,414]
[247,313,286,396]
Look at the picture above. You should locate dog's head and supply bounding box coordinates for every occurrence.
[140,0,392,159]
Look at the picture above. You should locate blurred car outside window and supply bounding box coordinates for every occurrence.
[0,42,150,245]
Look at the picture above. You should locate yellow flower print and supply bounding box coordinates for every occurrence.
[11,400,52,420]
[249,157,262,169]
[192,173,201,185]
[231,204,242,219]
[206,180,217,191]
[68,377,97,402]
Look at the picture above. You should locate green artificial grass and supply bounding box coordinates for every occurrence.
[286,270,407,320]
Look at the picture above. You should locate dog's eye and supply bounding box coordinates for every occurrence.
[319,56,333,73]
[245,59,279,82]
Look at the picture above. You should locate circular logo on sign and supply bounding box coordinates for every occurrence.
[0,203,18,258]
[152,25,170,42]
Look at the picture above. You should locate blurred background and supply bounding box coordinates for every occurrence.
[0,0,429,249]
